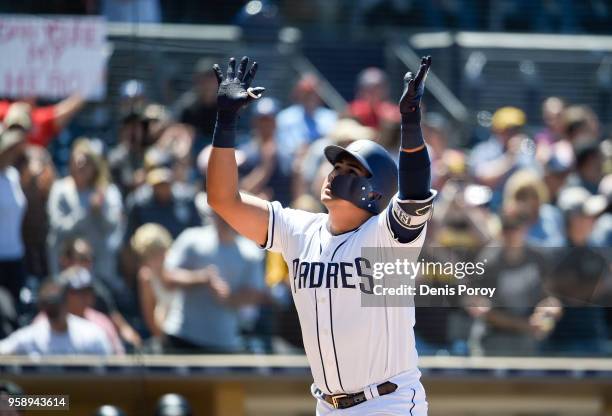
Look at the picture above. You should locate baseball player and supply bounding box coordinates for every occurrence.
[207,55,435,415]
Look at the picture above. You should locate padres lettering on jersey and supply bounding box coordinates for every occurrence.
[262,200,428,395]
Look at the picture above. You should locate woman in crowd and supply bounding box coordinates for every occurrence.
[131,223,175,342]
[47,138,123,292]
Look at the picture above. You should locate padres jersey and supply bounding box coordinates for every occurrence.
[262,200,427,395]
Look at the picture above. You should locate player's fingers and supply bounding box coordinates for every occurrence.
[236,56,248,81]
[212,64,223,85]
[242,61,258,87]
[403,71,414,87]
[414,56,431,86]
[226,57,236,80]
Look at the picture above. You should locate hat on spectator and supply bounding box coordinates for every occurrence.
[4,102,32,131]
[328,118,375,145]
[146,167,173,186]
[0,128,26,154]
[491,106,526,132]
[557,186,607,217]
[252,97,280,118]
[59,266,93,291]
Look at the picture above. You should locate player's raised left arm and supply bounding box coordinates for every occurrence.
[388,56,437,243]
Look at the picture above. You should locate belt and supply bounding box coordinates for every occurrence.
[322,381,398,409]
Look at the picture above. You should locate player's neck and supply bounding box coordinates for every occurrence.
[327,209,371,235]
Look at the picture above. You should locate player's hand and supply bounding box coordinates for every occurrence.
[213,56,265,115]
[399,56,432,114]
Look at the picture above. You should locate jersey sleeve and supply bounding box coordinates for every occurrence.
[260,200,321,256]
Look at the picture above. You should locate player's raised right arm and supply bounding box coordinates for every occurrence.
[206,56,270,246]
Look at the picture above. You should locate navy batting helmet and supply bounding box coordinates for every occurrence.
[324,139,398,214]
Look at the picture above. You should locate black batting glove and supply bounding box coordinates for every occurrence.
[399,56,431,116]
[213,56,265,122]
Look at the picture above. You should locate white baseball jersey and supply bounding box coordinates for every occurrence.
[262,200,427,395]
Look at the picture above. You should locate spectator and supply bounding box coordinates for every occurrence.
[173,58,219,151]
[0,279,111,356]
[17,145,56,280]
[0,129,27,305]
[131,223,175,339]
[561,105,600,146]
[161,196,268,353]
[47,138,123,291]
[542,141,574,205]
[590,174,612,247]
[0,95,85,148]
[469,106,535,210]
[557,186,607,247]
[475,210,553,356]
[108,108,149,196]
[238,98,293,206]
[58,266,125,354]
[565,140,603,194]
[123,167,199,242]
[535,97,566,163]
[276,74,337,159]
[544,258,608,356]
[346,67,399,130]
[153,123,195,184]
[59,238,142,349]
[503,169,566,246]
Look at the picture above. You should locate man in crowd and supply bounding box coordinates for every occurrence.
[58,266,125,354]
[161,197,269,353]
[276,74,337,159]
[0,279,111,355]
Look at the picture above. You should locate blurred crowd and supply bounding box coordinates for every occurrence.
[1,0,611,34]
[0,57,611,359]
